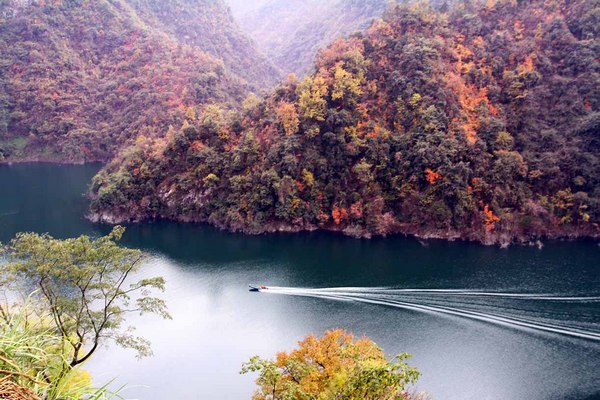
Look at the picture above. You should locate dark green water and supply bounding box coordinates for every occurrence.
[1,163,599,399]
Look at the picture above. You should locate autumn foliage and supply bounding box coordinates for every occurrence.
[483,204,501,232]
[332,207,349,225]
[241,329,421,400]
[425,168,442,185]
[0,0,270,163]
[90,0,599,245]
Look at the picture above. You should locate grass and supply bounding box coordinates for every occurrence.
[0,302,125,400]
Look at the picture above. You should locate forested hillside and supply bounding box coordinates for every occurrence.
[126,0,280,88]
[90,0,599,245]
[229,0,390,76]
[0,0,272,163]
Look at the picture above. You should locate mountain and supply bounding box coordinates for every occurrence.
[0,0,275,163]
[125,0,281,89]
[228,0,391,76]
[227,0,456,77]
[89,0,599,245]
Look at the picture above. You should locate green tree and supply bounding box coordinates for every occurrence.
[2,226,170,379]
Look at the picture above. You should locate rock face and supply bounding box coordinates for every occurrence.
[0,0,276,163]
[89,0,599,245]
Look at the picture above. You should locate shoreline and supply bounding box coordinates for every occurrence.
[88,210,600,247]
[4,160,597,247]
[0,158,106,166]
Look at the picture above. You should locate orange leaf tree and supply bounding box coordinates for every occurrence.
[241,329,421,400]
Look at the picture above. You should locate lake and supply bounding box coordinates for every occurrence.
[1,163,599,399]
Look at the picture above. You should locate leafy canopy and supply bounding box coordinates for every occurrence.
[241,329,420,400]
[2,226,170,370]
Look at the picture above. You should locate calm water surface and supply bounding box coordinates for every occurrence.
[1,163,599,399]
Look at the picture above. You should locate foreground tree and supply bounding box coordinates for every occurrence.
[241,329,421,400]
[1,226,170,380]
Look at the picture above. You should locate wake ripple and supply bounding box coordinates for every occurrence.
[259,286,600,341]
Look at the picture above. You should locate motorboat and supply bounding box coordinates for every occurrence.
[249,285,268,292]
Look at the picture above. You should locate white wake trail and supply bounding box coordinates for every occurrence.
[272,287,600,302]
[260,287,600,341]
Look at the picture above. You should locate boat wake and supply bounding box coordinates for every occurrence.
[258,286,600,341]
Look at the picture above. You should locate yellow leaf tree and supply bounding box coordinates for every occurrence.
[241,329,421,400]
[297,76,329,122]
[276,101,300,135]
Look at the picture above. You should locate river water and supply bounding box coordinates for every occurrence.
[1,163,599,399]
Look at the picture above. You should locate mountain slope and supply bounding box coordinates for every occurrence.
[0,0,271,163]
[229,0,391,76]
[90,0,599,245]
[125,0,281,89]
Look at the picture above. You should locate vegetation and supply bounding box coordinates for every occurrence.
[90,0,599,245]
[0,227,169,398]
[229,0,456,77]
[0,303,121,400]
[241,329,422,400]
[0,0,268,163]
[231,0,390,76]
[126,0,281,88]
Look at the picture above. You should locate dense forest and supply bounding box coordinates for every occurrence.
[0,0,272,163]
[90,0,600,245]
